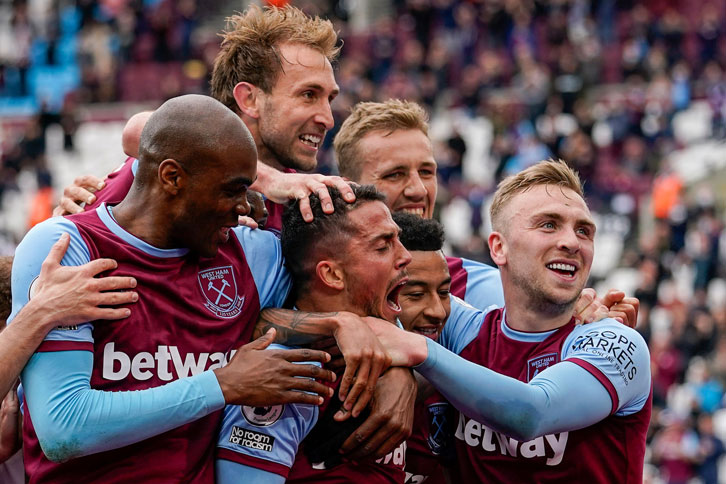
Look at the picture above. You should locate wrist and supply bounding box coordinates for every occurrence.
[411,334,430,367]
[250,161,275,193]
[18,298,58,334]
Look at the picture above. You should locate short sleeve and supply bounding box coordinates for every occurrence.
[232,227,291,309]
[9,217,94,348]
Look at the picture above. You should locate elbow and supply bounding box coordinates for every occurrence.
[38,437,84,463]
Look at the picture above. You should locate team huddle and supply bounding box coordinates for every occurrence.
[5,5,651,484]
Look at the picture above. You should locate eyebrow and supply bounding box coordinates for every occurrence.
[534,212,596,230]
[406,277,452,287]
[223,176,255,187]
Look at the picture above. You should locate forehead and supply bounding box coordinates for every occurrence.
[356,129,435,178]
[508,184,593,224]
[347,201,397,239]
[408,250,449,282]
[272,43,338,91]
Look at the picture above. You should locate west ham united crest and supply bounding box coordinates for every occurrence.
[527,352,558,382]
[198,266,244,318]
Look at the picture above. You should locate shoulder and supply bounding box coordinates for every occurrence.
[232,226,281,254]
[440,297,498,354]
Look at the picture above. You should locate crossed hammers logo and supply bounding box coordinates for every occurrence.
[207,279,234,306]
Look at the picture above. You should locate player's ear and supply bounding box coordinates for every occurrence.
[158,159,185,195]
[488,231,507,266]
[233,82,261,119]
[316,260,345,291]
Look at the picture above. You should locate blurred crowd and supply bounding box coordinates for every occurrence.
[2,0,726,482]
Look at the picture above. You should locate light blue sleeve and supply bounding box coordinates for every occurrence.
[216,344,318,483]
[216,460,285,484]
[460,258,505,309]
[232,227,291,308]
[417,339,615,442]
[562,320,651,416]
[21,350,225,462]
[8,217,93,344]
[438,297,494,355]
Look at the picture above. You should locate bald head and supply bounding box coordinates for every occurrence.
[137,95,256,183]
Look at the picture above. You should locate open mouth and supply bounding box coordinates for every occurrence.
[386,278,408,313]
[413,325,440,339]
[400,207,425,217]
[219,227,230,242]
[299,134,322,150]
[546,262,577,279]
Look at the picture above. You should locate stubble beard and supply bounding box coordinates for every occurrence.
[511,268,581,319]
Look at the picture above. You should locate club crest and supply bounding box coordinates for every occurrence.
[427,402,451,456]
[198,266,244,318]
[527,352,558,382]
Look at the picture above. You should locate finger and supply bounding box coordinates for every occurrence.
[237,216,259,229]
[64,184,98,205]
[341,358,371,412]
[43,234,71,267]
[72,174,105,193]
[277,390,325,406]
[338,356,359,401]
[284,372,336,395]
[601,289,626,309]
[315,185,335,213]
[351,355,387,418]
[93,275,137,291]
[298,195,313,223]
[94,290,139,306]
[325,177,356,203]
[350,428,401,460]
[573,288,596,316]
[58,197,85,215]
[278,348,332,365]
[245,328,276,350]
[88,307,133,321]
[83,258,119,277]
[339,416,383,454]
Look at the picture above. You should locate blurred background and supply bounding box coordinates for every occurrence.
[1,0,726,481]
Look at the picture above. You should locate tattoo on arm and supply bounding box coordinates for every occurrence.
[255,308,338,345]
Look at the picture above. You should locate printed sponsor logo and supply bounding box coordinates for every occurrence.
[241,405,284,427]
[570,329,639,384]
[455,413,568,466]
[427,402,450,455]
[229,426,275,452]
[102,342,235,381]
[198,266,244,318]
[375,441,406,467]
[527,353,558,382]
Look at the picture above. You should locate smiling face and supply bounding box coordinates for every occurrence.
[341,201,412,323]
[398,250,451,340]
[355,129,437,219]
[256,43,339,171]
[492,184,595,315]
[175,144,256,258]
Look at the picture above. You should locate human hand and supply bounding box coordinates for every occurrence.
[332,314,391,418]
[0,384,20,464]
[52,175,105,216]
[214,329,336,406]
[601,289,639,328]
[362,316,428,367]
[573,288,609,325]
[260,171,356,222]
[29,233,138,329]
[339,367,416,459]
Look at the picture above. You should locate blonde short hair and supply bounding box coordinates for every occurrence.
[490,159,585,232]
[211,5,340,114]
[334,99,429,181]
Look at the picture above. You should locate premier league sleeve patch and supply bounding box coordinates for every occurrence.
[228,426,275,452]
[241,405,284,427]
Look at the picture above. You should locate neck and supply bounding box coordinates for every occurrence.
[295,291,361,317]
[111,185,176,249]
[501,284,575,333]
[246,121,286,171]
